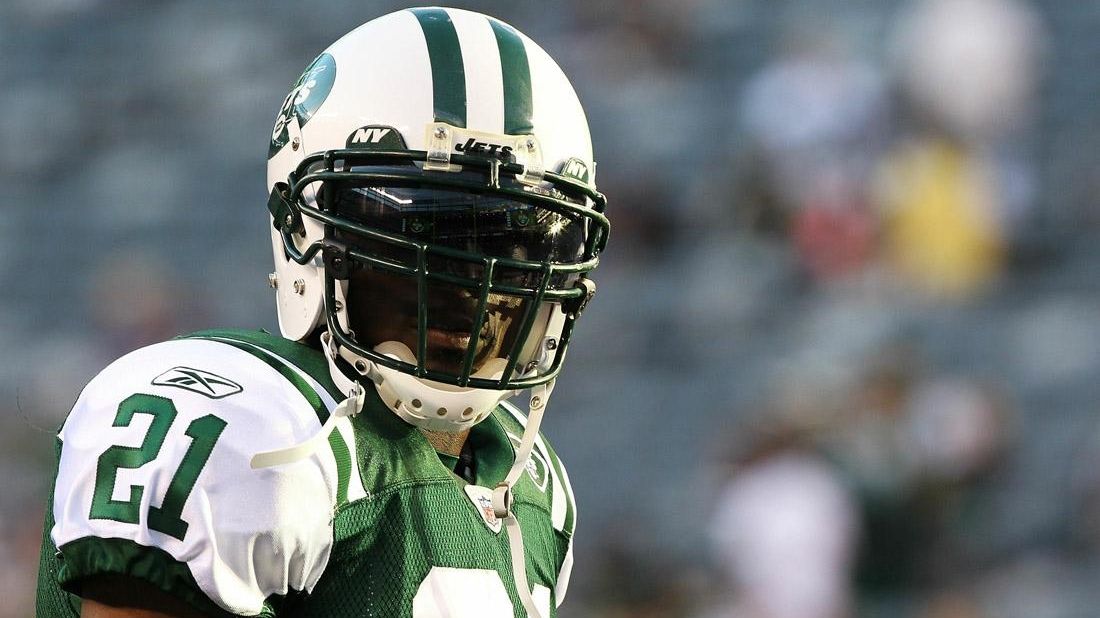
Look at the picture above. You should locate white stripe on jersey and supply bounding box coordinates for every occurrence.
[500,401,571,532]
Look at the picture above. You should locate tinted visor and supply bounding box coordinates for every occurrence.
[328,182,584,381]
[331,183,585,279]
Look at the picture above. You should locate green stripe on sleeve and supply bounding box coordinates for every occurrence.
[489,19,534,135]
[410,7,467,128]
[327,431,352,506]
[56,537,247,618]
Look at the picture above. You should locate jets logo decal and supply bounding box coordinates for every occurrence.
[152,367,243,399]
[269,53,337,158]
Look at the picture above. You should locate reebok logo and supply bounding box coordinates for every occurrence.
[153,367,243,399]
[351,127,391,144]
[455,138,514,160]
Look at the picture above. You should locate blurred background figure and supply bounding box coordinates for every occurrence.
[7,1,1100,617]
[876,0,1045,301]
[735,16,887,284]
[708,413,859,618]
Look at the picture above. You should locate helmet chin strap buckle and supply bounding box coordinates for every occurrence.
[492,380,554,618]
[492,483,513,519]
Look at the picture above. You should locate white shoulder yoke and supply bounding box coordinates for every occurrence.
[53,338,342,615]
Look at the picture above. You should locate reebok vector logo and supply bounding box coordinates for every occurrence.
[153,367,243,399]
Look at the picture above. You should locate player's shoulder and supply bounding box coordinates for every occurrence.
[52,328,343,615]
[179,328,337,393]
[71,328,337,427]
[495,400,577,538]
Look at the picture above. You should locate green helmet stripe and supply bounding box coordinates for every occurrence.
[411,7,467,128]
[489,19,534,135]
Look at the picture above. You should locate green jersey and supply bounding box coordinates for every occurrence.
[37,329,576,617]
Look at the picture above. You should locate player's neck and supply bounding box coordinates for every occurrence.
[420,428,470,457]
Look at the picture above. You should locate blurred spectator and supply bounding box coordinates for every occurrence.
[875,0,1046,300]
[823,343,1015,613]
[916,589,985,618]
[874,136,1007,300]
[734,18,888,283]
[709,418,859,618]
[579,537,705,618]
[891,0,1044,144]
[822,349,927,602]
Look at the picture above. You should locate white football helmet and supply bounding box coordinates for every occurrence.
[266,7,609,433]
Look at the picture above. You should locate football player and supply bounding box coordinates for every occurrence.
[35,7,609,617]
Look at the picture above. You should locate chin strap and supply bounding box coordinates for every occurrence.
[249,334,365,469]
[492,379,554,618]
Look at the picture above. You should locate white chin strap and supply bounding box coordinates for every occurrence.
[249,380,365,469]
[254,331,554,617]
[494,378,555,618]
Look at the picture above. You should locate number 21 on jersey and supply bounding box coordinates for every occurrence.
[89,393,227,541]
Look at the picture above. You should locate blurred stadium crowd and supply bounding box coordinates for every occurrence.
[4,0,1100,616]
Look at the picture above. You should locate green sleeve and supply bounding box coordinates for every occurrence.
[55,537,277,617]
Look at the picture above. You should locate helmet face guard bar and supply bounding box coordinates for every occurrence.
[269,148,609,390]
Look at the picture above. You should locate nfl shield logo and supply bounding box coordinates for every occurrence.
[463,485,502,534]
